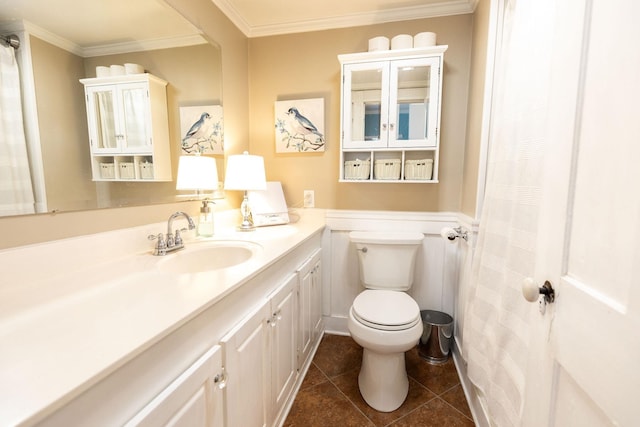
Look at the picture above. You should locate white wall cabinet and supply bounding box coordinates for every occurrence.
[80,74,172,181]
[125,345,225,427]
[339,46,447,183]
[221,273,299,427]
[297,249,323,368]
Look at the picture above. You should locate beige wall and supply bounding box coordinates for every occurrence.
[30,36,94,211]
[249,15,473,211]
[461,0,491,218]
[0,4,486,250]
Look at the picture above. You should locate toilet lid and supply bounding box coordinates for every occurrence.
[352,290,420,331]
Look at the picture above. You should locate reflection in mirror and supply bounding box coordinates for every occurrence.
[0,0,223,217]
[350,67,384,142]
[395,65,430,141]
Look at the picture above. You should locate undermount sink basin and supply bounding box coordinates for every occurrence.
[157,241,261,274]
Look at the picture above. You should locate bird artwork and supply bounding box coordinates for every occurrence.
[275,99,326,152]
[180,107,224,154]
[286,107,324,140]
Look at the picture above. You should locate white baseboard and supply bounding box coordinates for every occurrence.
[323,315,349,335]
[452,345,490,427]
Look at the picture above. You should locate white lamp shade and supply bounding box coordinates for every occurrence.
[176,155,218,190]
[224,152,267,191]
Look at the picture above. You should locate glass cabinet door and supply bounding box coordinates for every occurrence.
[120,83,150,151]
[343,61,389,149]
[87,86,118,152]
[388,56,441,148]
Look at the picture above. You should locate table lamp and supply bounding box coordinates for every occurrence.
[224,151,267,231]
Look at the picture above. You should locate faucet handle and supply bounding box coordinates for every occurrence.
[148,233,167,256]
[174,228,187,246]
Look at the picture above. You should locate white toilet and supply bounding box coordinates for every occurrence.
[347,231,424,412]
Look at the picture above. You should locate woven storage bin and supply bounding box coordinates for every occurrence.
[119,162,135,179]
[404,159,433,180]
[99,163,115,179]
[139,162,154,179]
[344,158,371,180]
[374,159,401,180]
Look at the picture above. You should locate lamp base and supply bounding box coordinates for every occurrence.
[237,191,256,231]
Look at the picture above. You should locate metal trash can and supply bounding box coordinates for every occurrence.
[418,310,454,364]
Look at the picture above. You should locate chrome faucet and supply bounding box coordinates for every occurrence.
[148,211,196,256]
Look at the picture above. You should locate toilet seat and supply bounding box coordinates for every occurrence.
[352,290,420,331]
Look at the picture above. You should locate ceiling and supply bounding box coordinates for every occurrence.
[0,0,476,51]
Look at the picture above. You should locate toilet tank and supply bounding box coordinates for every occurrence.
[349,231,424,291]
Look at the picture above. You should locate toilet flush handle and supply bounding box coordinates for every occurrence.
[357,247,368,253]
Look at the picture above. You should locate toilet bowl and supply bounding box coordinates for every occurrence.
[348,290,422,412]
[347,231,424,412]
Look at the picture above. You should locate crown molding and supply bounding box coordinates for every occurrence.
[81,34,208,57]
[1,19,206,58]
[213,0,476,38]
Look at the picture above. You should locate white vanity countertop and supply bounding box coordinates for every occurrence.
[0,209,326,426]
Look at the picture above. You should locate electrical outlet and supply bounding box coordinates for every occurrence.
[303,190,315,208]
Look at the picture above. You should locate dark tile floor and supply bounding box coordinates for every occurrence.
[284,334,475,427]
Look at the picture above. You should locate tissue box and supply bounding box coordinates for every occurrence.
[374,159,401,180]
[404,159,433,180]
[119,162,135,179]
[344,159,371,180]
[99,163,115,179]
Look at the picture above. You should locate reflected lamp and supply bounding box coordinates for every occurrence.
[176,155,218,236]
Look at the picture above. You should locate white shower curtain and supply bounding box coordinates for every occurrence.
[462,0,554,425]
[0,43,34,216]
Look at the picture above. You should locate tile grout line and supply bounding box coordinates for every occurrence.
[323,368,376,426]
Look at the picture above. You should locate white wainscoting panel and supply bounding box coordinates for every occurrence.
[324,210,461,334]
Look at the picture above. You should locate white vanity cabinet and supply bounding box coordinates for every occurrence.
[339,46,447,183]
[221,273,299,427]
[29,229,324,427]
[297,249,322,368]
[80,74,172,181]
[125,345,225,427]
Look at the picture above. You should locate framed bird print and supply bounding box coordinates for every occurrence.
[274,98,325,152]
[179,105,224,154]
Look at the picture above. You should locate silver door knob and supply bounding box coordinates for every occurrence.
[522,278,555,304]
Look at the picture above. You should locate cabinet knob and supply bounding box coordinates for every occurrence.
[213,368,227,389]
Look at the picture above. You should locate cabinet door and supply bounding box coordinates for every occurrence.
[311,260,323,340]
[119,82,152,152]
[342,61,390,149]
[221,300,271,427]
[269,274,299,423]
[125,345,225,427]
[388,56,441,148]
[86,85,119,152]
[297,249,322,368]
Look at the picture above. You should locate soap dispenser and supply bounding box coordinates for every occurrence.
[197,200,214,237]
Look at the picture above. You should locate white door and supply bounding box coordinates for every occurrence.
[525,1,640,426]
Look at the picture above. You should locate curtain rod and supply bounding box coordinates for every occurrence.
[1,34,20,50]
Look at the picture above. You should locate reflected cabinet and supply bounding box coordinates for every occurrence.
[339,46,447,182]
[80,74,172,181]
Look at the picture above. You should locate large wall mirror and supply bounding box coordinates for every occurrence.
[0,0,223,217]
